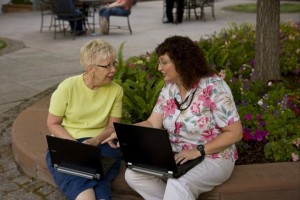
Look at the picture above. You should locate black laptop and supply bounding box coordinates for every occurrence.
[46,135,116,179]
[113,122,204,179]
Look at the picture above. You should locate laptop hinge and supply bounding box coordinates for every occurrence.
[54,164,100,179]
[130,166,174,178]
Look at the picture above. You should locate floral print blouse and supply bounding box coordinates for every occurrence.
[153,75,240,161]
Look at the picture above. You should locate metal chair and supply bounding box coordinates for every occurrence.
[192,0,215,21]
[107,3,133,35]
[39,0,54,33]
[52,0,86,39]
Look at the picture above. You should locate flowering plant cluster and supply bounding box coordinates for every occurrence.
[220,65,299,162]
[115,22,300,163]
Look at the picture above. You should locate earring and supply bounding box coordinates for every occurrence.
[91,73,94,78]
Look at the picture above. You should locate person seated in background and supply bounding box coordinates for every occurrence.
[55,0,85,35]
[99,0,132,34]
[46,39,123,200]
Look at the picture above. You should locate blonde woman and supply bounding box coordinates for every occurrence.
[46,39,123,200]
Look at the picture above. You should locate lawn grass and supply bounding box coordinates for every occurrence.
[223,3,300,13]
[0,39,6,50]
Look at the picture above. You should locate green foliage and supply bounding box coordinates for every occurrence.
[0,39,6,50]
[279,21,300,75]
[115,46,163,123]
[199,23,256,73]
[116,22,300,163]
[222,3,300,13]
[199,22,300,76]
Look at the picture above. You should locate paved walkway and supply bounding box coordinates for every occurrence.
[0,0,299,199]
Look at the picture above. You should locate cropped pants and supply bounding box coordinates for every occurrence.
[125,157,235,200]
[99,7,130,19]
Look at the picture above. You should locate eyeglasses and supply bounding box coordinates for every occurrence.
[174,88,198,111]
[96,61,118,69]
[158,59,172,67]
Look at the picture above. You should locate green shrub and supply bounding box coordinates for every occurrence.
[115,43,164,124]
[0,39,6,50]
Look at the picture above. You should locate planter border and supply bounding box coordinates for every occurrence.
[2,4,33,13]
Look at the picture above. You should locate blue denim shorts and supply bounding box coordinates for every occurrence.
[46,139,121,200]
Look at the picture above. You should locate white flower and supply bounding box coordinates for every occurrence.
[219,70,226,79]
[288,35,295,41]
[268,82,272,86]
[291,153,299,162]
[257,99,263,106]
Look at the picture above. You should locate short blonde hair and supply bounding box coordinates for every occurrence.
[80,39,116,69]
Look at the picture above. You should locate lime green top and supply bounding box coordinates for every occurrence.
[49,74,123,139]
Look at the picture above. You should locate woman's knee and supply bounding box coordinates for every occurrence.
[124,169,133,184]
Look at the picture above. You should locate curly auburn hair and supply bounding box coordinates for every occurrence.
[155,35,216,89]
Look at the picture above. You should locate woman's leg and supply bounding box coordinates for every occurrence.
[46,150,98,200]
[163,157,235,200]
[93,144,121,200]
[99,7,110,18]
[125,169,167,200]
[73,9,83,32]
[166,0,174,22]
[75,189,96,200]
[108,7,130,16]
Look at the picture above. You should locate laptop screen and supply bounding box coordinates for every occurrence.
[113,123,178,173]
[46,135,115,179]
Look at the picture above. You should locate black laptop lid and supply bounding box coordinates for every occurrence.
[113,122,178,173]
[46,135,105,176]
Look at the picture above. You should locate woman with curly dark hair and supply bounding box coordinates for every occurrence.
[104,35,243,199]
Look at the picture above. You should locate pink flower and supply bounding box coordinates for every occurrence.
[197,117,209,129]
[182,143,194,150]
[227,117,235,125]
[162,99,177,116]
[245,114,252,121]
[191,101,201,114]
[198,86,213,108]
[174,122,182,134]
[291,153,299,161]
[129,63,135,68]
[210,101,217,111]
[211,153,220,159]
[201,129,216,141]
[233,148,239,160]
[223,152,231,159]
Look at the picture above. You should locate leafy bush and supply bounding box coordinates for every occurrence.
[199,22,300,76]
[115,43,164,124]
[115,22,300,163]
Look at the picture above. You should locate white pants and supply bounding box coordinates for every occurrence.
[125,157,235,200]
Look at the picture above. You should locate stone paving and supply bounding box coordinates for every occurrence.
[0,85,65,199]
[0,38,59,197]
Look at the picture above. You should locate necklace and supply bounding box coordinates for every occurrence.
[174,87,198,111]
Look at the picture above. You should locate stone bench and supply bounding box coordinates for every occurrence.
[12,94,300,200]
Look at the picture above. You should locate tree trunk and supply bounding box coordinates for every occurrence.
[255,0,281,83]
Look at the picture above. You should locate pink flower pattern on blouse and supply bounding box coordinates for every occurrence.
[153,76,240,161]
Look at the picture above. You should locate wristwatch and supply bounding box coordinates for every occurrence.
[196,144,206,157]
